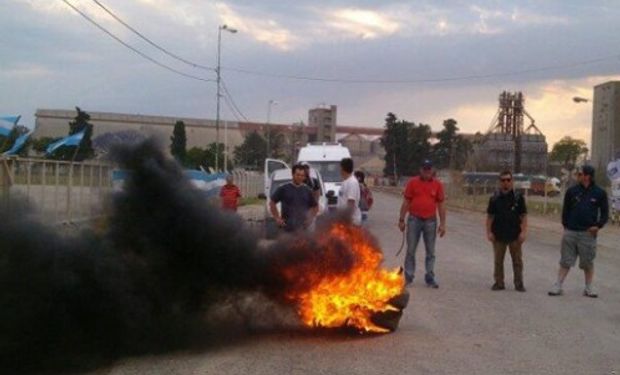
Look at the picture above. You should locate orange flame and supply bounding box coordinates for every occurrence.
[285,223,404,333]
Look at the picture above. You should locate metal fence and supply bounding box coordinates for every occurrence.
[444,179,565,218]
[1,157,113,223]
[231,170,264,198]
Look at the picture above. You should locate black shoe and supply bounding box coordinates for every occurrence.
[515,284,526,292]
[426,281,439,289]
[491,283,505,291]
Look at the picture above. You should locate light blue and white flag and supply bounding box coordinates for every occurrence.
[0,115,20,137]
[45,130,85,155]
[2,132,31,156]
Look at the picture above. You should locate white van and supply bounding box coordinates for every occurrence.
[297,143,351,208]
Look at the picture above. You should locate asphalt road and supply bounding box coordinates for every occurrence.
[89,191,620,375]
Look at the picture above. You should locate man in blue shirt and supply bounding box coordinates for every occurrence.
[549,165,609,298]
[269,164,318,233]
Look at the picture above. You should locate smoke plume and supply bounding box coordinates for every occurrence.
[0,140,360,373]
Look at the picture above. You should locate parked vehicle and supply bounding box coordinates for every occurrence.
[296,142,351,208]
[461,171,560,196]
[528,175,561,196]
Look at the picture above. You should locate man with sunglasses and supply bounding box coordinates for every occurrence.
[548,165,608,298]
[398,159,446,288]
[486,170,528,292]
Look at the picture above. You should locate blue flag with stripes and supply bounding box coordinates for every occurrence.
[46,130,86,155]
[2,132,31,156]
[0,115,20,137]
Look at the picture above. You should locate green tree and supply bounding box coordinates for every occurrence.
[234,131,268,169]
[432,119,472,170]
[549,136,588,169]
[184,143,232,171]
[170,120,187,163]
[380,113,433,179]
[265,128,286,159]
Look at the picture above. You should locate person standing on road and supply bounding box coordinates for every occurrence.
[398,160,446,288]
[486,170,528,292]
[338,158,362,226]
[269,164,319,233]
[220,174,242,212]
[548,165,609,298]
[354,171,374,223]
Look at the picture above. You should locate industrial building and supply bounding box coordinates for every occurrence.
[472,91,548,174]
[33,106,386,174]
[591,81,620,175]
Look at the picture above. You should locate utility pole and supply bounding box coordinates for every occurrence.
[215,24,237,171]
[266,99,277,159]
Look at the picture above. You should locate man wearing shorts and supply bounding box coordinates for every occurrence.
[548,165,609,298]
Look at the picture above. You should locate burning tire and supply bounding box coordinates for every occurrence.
[370,290,410,332]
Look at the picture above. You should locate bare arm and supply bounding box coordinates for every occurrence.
[486,215,495,241]
[519,215,528,242]
[437,201,446,237]
[269,200,285,226]
[398,198,410,232]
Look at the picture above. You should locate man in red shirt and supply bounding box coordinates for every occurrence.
[398,160,446,288]
[220,174,241,212]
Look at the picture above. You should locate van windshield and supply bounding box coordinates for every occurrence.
[309,162,341,182]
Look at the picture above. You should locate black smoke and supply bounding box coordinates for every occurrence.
[0,140,361,373]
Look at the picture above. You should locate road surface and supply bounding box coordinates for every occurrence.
[88,191,620,375]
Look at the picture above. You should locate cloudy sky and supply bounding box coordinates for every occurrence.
[1,0,619,147]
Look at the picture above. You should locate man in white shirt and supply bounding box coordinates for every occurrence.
[338,158,362,226]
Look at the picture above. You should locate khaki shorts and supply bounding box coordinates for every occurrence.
[560,230,597,270]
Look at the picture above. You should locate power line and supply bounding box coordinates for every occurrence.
[90,0,215,72]
[222,94,243,122]
[223,54,620,84]
[220,79,249,122]
[61,0,214,83]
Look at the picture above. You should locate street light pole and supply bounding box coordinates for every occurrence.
[266,99,277,158]
[215,24,237,171]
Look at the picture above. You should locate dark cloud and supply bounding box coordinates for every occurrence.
[1,1,619,130]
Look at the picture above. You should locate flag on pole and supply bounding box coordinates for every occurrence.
[46,130,86,155]
[0,115,20,137]
[2,132,31,156]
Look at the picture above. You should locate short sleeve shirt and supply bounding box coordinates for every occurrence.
[403,176,445,219]
[486,190,527,242]
[271,182,317,232]
[338,175,362,225]
[220,184,241,211]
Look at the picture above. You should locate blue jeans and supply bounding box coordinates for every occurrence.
[404,216,437,283]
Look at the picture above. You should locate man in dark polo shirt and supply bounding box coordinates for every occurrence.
[549,165,608,298]
[398,160,446,288]
[269,164,318,233]
[486,170,528,292]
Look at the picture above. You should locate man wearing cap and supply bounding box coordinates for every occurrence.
[548,165,609,298]
[398,160,446,288]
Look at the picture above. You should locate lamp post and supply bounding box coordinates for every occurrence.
[216,24,237,171]
[266,99,278,158]
[572,96,590,103]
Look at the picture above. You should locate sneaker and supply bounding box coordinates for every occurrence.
[491,283,505,291]
[515,284,526,292]
[548,284,563,296]
[583,288,598,298]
